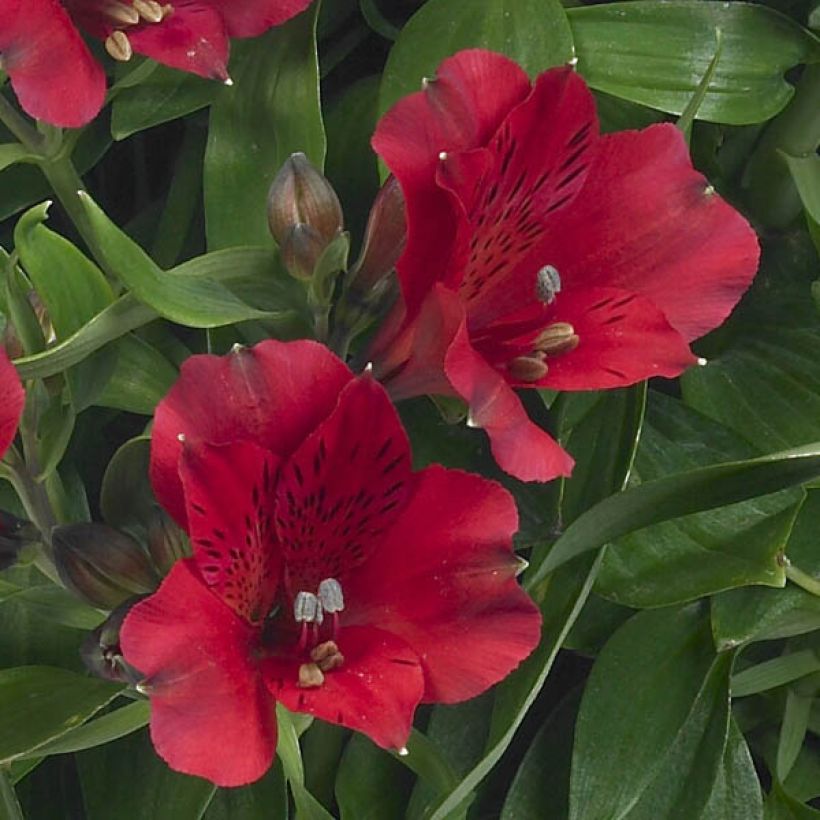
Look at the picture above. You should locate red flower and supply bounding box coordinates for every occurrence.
[369,49,760,483]
[119,340,540,786]
[0,349,24,459]
[0,0,311,127]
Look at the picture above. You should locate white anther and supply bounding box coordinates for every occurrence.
[318,578,344,613]
[438,151,448,161]
[133,0,163,22]
[294,591,321,623]
[105,30,133,62]
[536,265,562,303]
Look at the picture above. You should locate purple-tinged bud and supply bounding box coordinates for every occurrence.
[280,223,328,281]
[81,597,145,683]
[53,523,160,610]
[147,509,190,575]
[349,176,407,293]
[267,152,343,248]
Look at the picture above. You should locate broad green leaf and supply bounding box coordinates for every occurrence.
[1,584,103,630]
[569,605,729,820]
[500,689,582,820]
[95,335,177,415]
[597,395,802,607]
[712,491,820,649]
[78,192,267,327]
[380,0,574,114]
[0,666,121,763]
[765,781,820,819]
[336,735,410,820]
[111,65,219,140]
[701,719,764,820]
[567,1,820,124]
[78,728,216,820]
[100,436,155,538]
[205,5,325,249]
[784,153,820,226]
[20,700,149,758]
[203,762,288,820]
[529,441,820,585]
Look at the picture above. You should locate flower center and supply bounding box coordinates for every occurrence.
[102,1,174,62]
[292,577,346,687]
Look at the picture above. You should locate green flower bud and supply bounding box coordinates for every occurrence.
[147,509,190,576]
[53,523,160,610]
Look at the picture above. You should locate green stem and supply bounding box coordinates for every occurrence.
[0,93,43,152]
[785,561,820,598]
[0,769,24,820]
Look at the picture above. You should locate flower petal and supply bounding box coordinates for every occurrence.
[120,560,276,787]
[209,0,313,37]
[263,625,424,750]
[0,351,23,459]
[179,439,281,623]
[126,1,230,81]
[544,123,760,342]
[275,376,412,594]
[345,465,541,702]
[0,0,105,127]
[151,340,352,528]
[540,286,698,390]
[372,49,531,317]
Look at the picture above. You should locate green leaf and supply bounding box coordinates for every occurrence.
[0,770,24,820]
[529,441,820,585]
[2,584,103,630]
[712,490,820,648]
[783,152,820,229]
[597,395,802,607]
[78,192,267,327]
[569,605,730,820]
[203,762,288,820]
[765,781,820,819]
[568,1,820,124]
[78,728,216,820]
[111,65,219,140]
[380,0,574,114]
[676,27,723,140]
[100,435,155,538]
[0,144,34,173]
[204,5,325,249]
[19,700,150,758]
[0,666,121,764]
[733,650,820,697]
[777,690,813,781]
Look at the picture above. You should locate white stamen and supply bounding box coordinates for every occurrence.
[318,578,344,613]
[294,591,321,623]
[536,265,562,303]
[105,30,133,62]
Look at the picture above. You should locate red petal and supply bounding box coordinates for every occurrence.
[120,561,276,787]
[439,286,574,482]
[275,377,412,594]
[345,465,541,702]
[372,49,531,317]
[540,286,698,390]
[438,68,598,328]
[0,0,105,127]
[263,625,424,750]
[126,1,230,81]
[210,0,313,37]
[179,440,280,623]
[151,340,352,528]
[0,351,23,459]
[544,124,760,342]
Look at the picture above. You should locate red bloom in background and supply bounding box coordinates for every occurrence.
[0,0,311,127]
[369,49,760,483]
[120,340,540,786]
[0,349,24,458]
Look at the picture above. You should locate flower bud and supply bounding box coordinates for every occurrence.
[147,508,190,575]
[349,176,407,293]
[267,152,343,247]
[280,223,328,281]
[81,597,144,683]
[0,510,39,571]
[53,522,160,610]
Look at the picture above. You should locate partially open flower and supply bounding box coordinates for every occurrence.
[120,340,540,786]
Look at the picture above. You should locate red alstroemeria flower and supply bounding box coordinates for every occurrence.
[0,0,311,127]
[119,340,540,786]
[369,49,760,483]
[0,349,24,458]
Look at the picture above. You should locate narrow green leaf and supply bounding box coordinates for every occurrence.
[568,1,820,124]
[78,192,267,327]
[204,5,325,249]
[677,27,724,139]
[783,153,820,226]
[0,769,24,820]
[530,442,820,585]
[777,691,813,782]
[3,585,103,630]
[765,781,820,818]
[0,144,33,173]
[0,667,121,764]
[733,650,820,697]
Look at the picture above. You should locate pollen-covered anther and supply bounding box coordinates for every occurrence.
[297,662,324,688]
[310,640,344,672]
[317,578,344,613]
[534,322,580,356]
[133,0,164,22]
[536,265,562,303]
[293,591,322,624]
[507,354,548,383]
[103,2,139,25]
[105,30,133,62]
